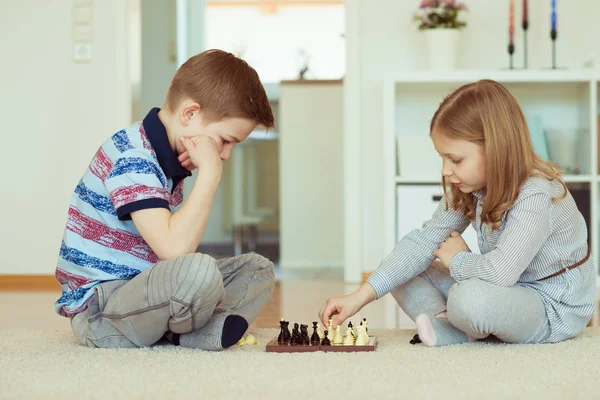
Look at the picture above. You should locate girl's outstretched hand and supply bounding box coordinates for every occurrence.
[319,283,377,328]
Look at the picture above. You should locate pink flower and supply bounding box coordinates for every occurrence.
[457,2,468,10]
[419,0,432,8]
[442,0,456,7]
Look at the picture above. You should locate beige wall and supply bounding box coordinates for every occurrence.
[0,0,130,274]
[350,0,600,269]
[279,81,344,268]
[220,138,280,233]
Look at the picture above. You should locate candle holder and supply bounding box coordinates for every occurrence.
[522,20,529,69]
[551,29,557,69]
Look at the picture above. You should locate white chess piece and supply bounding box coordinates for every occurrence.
[348,322,356,339]
[343,328,355,345]
[355,326,367,345]
[317,323,323,339]
[327,318,334,336]
[360,325,369,344]
[334,325,344,345]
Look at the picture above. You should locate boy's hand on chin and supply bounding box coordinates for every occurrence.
[179,136,223,178]
[433,231,471,269]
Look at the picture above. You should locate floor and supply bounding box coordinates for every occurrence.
[0,267,401,331]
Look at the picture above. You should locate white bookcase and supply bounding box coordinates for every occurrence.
[382,70,600,328]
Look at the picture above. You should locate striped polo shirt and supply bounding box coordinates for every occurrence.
[368,176,596,342]
[54,108,191,317]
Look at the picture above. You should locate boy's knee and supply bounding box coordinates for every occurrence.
[447,279,488,324]
[249,254,275,289]
[175,253,225,303]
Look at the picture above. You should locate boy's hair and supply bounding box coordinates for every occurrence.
[430,79,566,230]
[165,49,275,129]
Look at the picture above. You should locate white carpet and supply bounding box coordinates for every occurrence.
[1,327,599,400]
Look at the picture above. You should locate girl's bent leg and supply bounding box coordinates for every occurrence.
[447,279,550,344]
[390,261,457,321]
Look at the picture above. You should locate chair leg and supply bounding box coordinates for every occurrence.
[246,224,258,253]
[233,225,243,256]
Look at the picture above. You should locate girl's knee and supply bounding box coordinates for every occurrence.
[447,279,489,323]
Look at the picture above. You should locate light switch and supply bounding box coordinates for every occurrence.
[73,43,93,62]
[73,25,93,42]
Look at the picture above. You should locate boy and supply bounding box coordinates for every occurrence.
[54,49,276,350]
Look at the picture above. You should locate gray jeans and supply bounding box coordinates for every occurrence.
[71,253,275,348]
[391,261,551,344]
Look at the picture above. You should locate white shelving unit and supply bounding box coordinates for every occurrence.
[382,70,600,328]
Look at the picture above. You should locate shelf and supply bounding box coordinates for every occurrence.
[394,175,595,185]
[383,70,600,276]
[385,69,599,84]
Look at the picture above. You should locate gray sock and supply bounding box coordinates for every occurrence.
[415,314,470,347]
[178,312,248,351]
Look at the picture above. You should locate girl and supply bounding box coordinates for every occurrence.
[320,79,596,346]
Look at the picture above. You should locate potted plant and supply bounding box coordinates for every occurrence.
[414,0,468,70]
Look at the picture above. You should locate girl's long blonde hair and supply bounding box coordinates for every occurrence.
[431,79,566,230]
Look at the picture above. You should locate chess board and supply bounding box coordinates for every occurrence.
[265,336,377,353]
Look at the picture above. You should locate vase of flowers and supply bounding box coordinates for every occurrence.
[414,0,468,70]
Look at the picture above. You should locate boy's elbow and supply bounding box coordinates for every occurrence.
[154,243,198,261]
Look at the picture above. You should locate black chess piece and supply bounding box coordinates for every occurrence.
[410,334,422,345]
[321,329,331,346]
[290,323,300,345]
[300,324,310,345]
[284,321,291,342]
[278,320,287,343]
[311,321,320,345]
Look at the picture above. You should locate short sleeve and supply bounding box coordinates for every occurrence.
[104,151,170,220]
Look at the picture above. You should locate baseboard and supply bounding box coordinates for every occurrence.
[279,261,344,269]
[0,275,60,291]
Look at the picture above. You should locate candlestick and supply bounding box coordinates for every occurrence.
[508,0,515,69]
[522,0,529,68]
[551,0,557,69]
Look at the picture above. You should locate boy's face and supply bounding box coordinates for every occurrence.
[431,131,487,193]
[172,101,257,161]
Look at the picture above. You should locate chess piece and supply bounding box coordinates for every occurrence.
[327,318,334,336]
[362,318,368,334]
[410,334,422,345]
[348,321,356,338]
[360,324,369,343]
[278,320,287,343]
[343,328,355,345]
[300,324,310,345]
[290,323,300,345]
[316,323,323,340]
[321,330,331,346]
[356,325,367,345]
[333,325,343,345]
[355,333,366,345]
[245,335,259,345]
[311,321,320,344]
[284,321,291,342]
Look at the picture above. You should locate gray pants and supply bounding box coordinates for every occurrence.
[71,253,275,348]
[391,261,551,344]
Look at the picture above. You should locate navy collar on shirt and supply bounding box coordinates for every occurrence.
[142,108,192,181]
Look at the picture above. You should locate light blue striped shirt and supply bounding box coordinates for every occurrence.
[367,176,596,342]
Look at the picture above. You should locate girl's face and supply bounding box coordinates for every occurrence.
[431,132,487,193]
